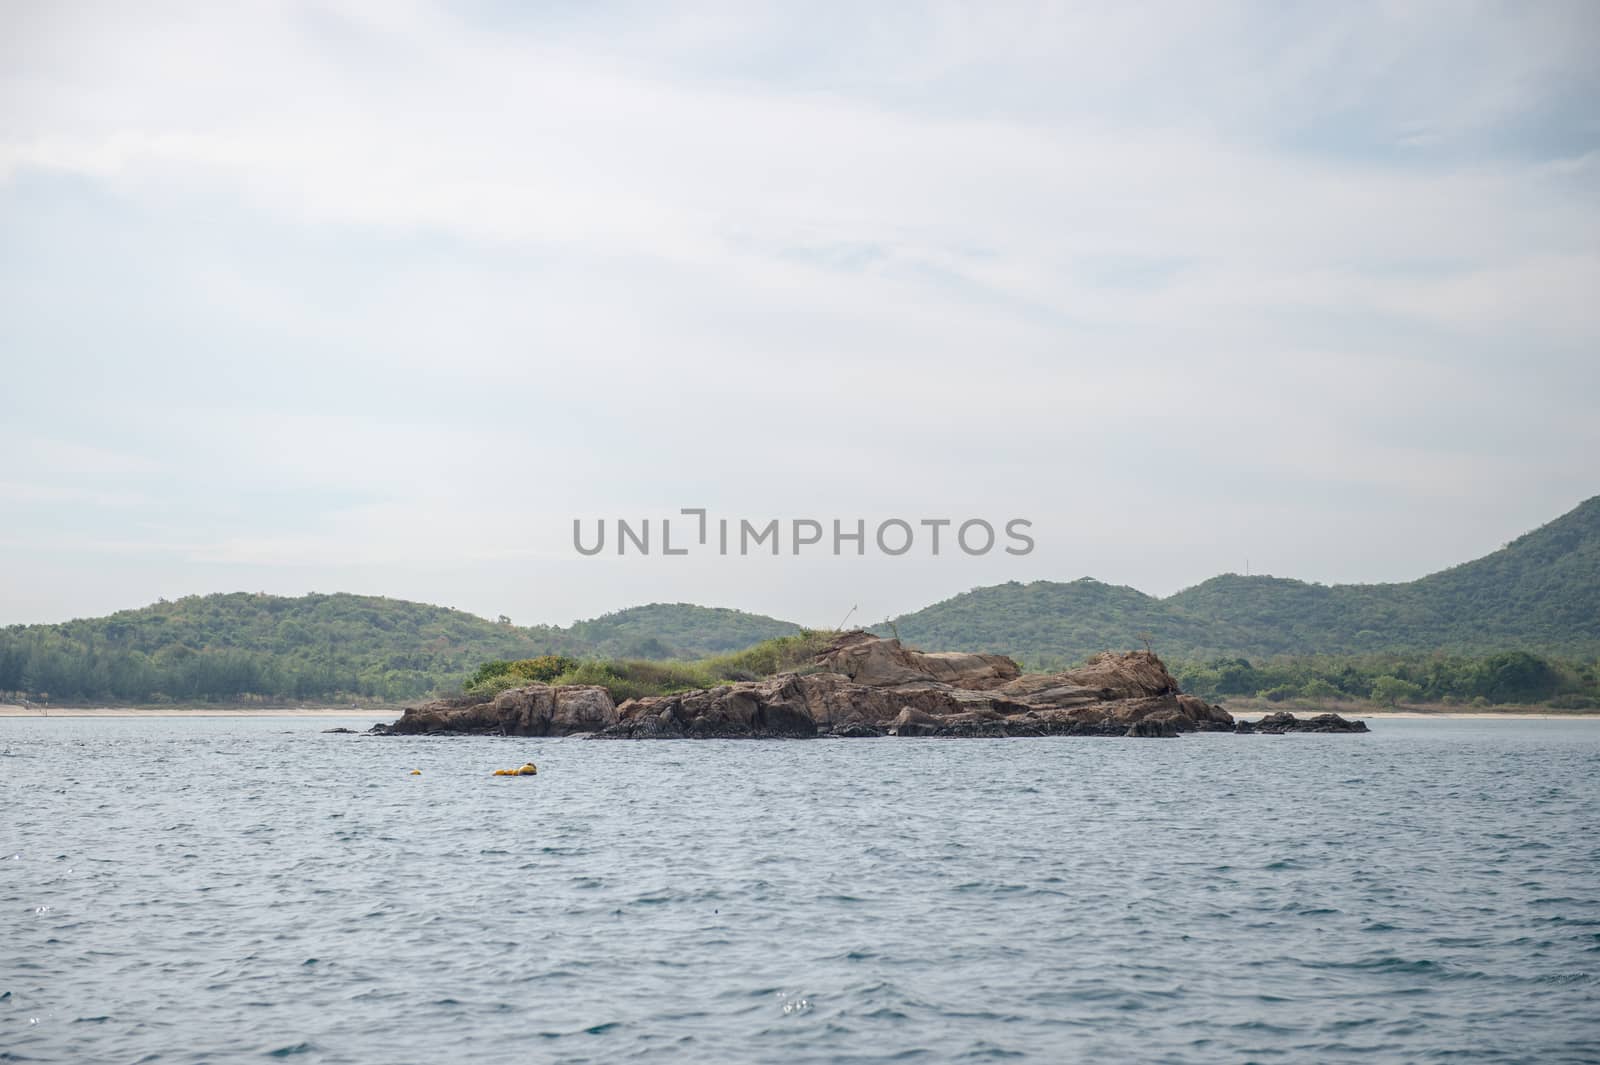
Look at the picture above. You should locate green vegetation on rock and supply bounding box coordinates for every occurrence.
[460,630,839,703]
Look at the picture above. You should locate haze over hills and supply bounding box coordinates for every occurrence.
[1,495,1594,703]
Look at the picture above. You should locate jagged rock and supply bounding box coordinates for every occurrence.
[1176,694,1237,731]
[611,679,821,739]
[322,727,358,734]
[827,722,886,738]
[991,677,1104,708]
[999,650,1179,703]
[549,687,618,733]
[1239,711,1369,734]
[814,630,1021,689]
[1125,714,1181,738]
[890,707,942,736]
[379,636,1248,741]
[1023,693,1231,735]
[387,685,617,736]
[600,670,1039,740]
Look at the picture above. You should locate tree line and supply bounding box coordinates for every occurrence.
[1172,650,1599,709]
[0,629,448,704]
[5,622,1596,709]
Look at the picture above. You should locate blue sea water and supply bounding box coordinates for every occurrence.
[2,717,1598,1064]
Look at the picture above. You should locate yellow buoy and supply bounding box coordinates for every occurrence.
[492,763,538,777]
[409,769,422,775]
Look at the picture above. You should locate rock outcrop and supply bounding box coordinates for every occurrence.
[1236,711,1369,734]
[377,632,1250,740]
[815,631,1021,690]
[382,684,618,736]
[1125,714,1181,738]
[999,650,1179,703]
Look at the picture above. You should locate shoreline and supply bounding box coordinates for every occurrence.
[6,706,1597,722]
[1224,703,1600,720]
[1266,710,1600,721]
[0,705,396,719]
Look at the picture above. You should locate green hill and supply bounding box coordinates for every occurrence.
[566,603,800,658]
[1165,494,1600,657]
[3,495,1595,705]
[880,578,1255,670]
[0,593,797,704]
[890,494,1600,664]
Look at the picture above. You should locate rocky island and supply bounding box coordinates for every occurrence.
[375,632,1367,738]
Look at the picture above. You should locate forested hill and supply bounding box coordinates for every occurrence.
[0,594,797,704]
[565,603,799,657]
[4,495,1595,703]
[889,494,1600,666]
[883,578,1247,670]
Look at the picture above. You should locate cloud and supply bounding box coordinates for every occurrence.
[9,438,163,476]
[0,1,1595,624]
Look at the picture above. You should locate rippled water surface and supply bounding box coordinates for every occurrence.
[3,717,1599,1063]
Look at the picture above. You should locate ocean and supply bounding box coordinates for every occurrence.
[3,717,1597,1063]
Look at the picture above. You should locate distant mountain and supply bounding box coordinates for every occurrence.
[881,578,1245,669]
[890,495,1600,665]
[565,603,801,658]
[3,495,1594,704]
[0,593,797,704]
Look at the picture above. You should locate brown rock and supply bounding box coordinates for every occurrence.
[388,684,616,736]
[381,637,1250,742]
[890,707,942,736]
[1240,711,1369,734]
[999,650,1179,703]
[814,631,1020,689]
[1125,713,1181,738]
[549,686,619,734]
[1176,694,1235,731]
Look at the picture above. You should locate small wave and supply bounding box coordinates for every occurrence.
[1227,1020,1300,1034]
[1537,971,1593,984]
[265,1044,316,1057]
[953,1046,1027,1060]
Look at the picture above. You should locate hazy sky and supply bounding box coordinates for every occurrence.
[2,1,1597,628]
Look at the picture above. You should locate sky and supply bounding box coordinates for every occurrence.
[1,0,1597,629]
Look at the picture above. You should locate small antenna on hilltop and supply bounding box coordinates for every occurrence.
[1245,557,1250,576]
[835,604,857,632]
